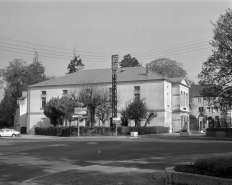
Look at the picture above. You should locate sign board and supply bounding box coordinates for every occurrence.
[113,117,121,124]
[74,107,87,115]
[72,115,83,118]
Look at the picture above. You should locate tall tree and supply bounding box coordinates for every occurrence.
[0,59,48,127]
[119,54,140,68]
[67,56,84,74]
[148,58,187,78]
[198,8,232,109]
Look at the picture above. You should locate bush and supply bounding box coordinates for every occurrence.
[174,156,232,179]
[35,126,169,137]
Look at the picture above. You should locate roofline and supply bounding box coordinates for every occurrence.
[27,78,167,89]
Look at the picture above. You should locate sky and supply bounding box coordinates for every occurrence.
[0,0,231,100]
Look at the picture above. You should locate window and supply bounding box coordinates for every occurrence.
[184,92,186,107]
[134,94,140,101]
[134,86,140,91]
[63,90,68,94]
[41,91,46,95]
[215,107,218,113]
[207,107,210,113]
[41,97,46,108]
[180,91,183,106]
[199,107,203,112]
[198,98,201,103]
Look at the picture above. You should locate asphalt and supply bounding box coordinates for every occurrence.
[1,132,232,185]
[1,132,232,141]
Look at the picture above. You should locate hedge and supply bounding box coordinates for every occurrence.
[35,126,169,137]
[174,156,232,179]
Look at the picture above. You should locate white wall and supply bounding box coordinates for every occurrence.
[27,80,169,133]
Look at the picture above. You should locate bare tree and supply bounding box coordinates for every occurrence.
[72,85,110,126]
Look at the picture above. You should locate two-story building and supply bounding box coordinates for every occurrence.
[16,66,190,134]
[190,85,232,132]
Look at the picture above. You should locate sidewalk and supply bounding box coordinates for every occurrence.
[142,132,232,141]
[0,134,132,140]
[1,133,232,141]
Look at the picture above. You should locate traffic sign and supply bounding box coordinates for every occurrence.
[74,107,87,115]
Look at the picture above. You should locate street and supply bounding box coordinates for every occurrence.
[0,136,232,184]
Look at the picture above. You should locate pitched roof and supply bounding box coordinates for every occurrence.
[29,67,165,88]
[168,77,190,87]
[191,85,205,97]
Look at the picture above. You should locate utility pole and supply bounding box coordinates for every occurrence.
[111,55,119,118]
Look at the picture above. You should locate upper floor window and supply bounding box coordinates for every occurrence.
[180,91,183,106]
[63,90,68,95]
[41,91,46,95]
[134,86,140,91]
[198,98,201,103]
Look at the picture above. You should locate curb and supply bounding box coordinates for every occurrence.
[0,135,138,140]
[165,167,232,185]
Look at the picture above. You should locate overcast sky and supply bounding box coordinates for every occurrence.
[0,0,231,100]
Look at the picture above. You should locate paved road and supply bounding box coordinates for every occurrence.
[0,135,232,184]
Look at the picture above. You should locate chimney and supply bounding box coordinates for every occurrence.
[146,64,149,76]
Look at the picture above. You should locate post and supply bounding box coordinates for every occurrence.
[78,117,80,137]
[116,123,117,137]
[111,54,119,119]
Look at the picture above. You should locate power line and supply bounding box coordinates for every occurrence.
[130,37,212,54]
[135,47,212,60]
[0,41,111,58]
[0,36,111,56]
[0,49,110,64]
[0,46,111,61]
[0,39,212,61]
[132,42,210,56]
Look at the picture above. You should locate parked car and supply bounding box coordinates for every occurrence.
[0,129,20,137]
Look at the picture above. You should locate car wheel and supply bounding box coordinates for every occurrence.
[12,134,16,137]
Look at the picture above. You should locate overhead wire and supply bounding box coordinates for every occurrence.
[0,36,214,66]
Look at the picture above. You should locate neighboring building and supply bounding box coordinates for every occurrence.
[168,77,190,133]
[17,67,190,134]
[190,85,232,132]
[14,91,27,133]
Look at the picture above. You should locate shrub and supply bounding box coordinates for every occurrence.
[174,156,232,179]
[34,126,169,137]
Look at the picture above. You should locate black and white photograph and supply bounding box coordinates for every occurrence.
[0,0,232,184]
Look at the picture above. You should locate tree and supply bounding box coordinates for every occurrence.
[148,58,187,78]
[96,102,111,127]
[0,59,49,127]
[144,111,157,127]
[198,8,232,109]
[67,56,84,74]
[75,85,109,126]
[124,99,148,127]
[43,96,79,127]
[119,54,140,68]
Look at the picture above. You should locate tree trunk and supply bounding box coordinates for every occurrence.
[102,120,105,127]
[90,108,96,127]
